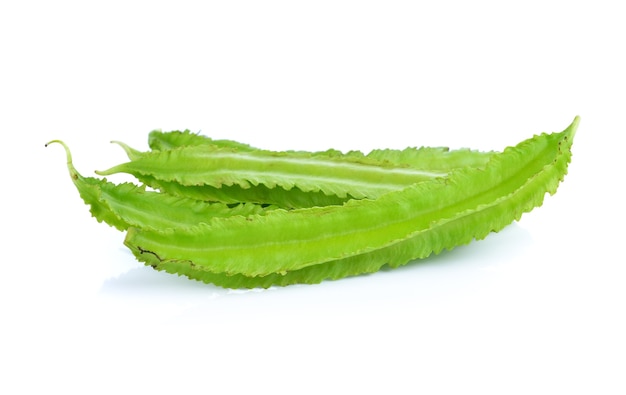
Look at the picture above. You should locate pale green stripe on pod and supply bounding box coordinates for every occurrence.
[110,132,496,208]
[146,129,496,171]
[96,145,448,200]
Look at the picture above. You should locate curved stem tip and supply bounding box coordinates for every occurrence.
[45,140,73,165]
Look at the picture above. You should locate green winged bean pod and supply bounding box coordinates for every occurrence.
[95,145,449,207]
[97,142,497,208]
[123,117,578,282]
[108,131,497,209]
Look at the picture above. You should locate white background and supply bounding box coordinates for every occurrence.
[1,1,624,393]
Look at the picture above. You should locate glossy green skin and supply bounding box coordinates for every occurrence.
[109,140,343,208]
[123,117,578,286]
[97,146,448,197]
[101,136,495,208]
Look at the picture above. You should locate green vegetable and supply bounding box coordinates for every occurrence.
[47,117,578,288]
[124,119,576,277]
[98,135,495,208]
[45,140,274,232]
[95,146,445,203]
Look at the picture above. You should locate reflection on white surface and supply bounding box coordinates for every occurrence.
[89,223,532,323]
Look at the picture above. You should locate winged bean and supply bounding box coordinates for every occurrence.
[124,117,578,280]
[108,130,496,208]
